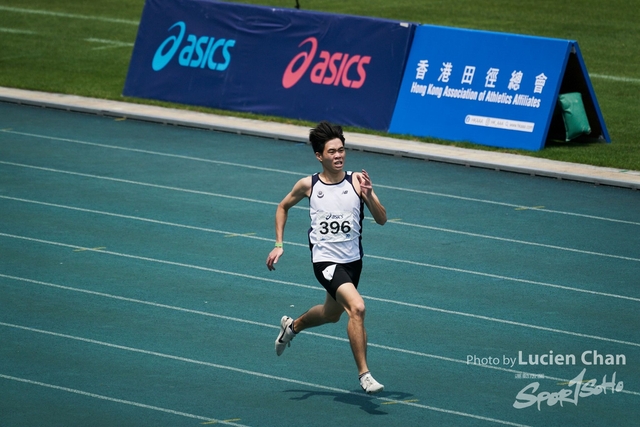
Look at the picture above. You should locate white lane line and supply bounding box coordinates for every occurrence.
[391,219,640,262]
[2,194,639,303]
[0,27,37,35]
[2,129,638,226]
[0,130,308,176]
[364,292,640,348]
[590,73,640,84]
[0,194,275,242]
[84,38,134,50]
[0,161,282,208]
[368,252,640,303]
[374,184,640,227]
[0,6,139,25]
[0,374,250,426]
[3,272,639,398]
[1,161,637,262]
[1,233,638,348]
[0,322,532,427]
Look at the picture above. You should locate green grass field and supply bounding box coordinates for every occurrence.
[0,0,638,170]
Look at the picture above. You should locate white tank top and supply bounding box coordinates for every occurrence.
[308,172,364,263]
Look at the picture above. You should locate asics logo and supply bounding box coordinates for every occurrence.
[324,213,344,220]
[152,21,236,72]
[282,37,371,89]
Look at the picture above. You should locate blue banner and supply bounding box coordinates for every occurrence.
[123,0,415,131]
[389,25,575,150]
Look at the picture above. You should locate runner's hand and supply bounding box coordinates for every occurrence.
[266,247,284,270]
[358,169,373,200]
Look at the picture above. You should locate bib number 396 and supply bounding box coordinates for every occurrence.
[314,211,356,242]
[319,220,351,235]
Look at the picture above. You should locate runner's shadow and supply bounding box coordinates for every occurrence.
[284,390,415,415]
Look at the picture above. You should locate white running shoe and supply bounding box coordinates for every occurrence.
[359,372,384,394]
[275,316,295,356]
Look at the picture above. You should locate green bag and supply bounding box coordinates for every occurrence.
[558,92,591,141]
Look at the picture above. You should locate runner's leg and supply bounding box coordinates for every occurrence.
[335,283,368,375]
[293,292,343,332]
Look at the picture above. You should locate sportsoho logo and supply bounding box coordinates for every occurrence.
[152,22,236,72]
[282,37,371,89]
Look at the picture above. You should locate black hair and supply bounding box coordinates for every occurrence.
[309,121,345,154]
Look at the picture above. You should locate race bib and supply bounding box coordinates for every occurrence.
[313,211,356,243]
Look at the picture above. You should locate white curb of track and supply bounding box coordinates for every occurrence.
[1,87,638,190]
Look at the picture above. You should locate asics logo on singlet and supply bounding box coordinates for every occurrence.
[324,213,344,220]
[152,21,236,72]
[282,36,372,89]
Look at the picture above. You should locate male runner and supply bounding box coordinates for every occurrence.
[266,121,387,394]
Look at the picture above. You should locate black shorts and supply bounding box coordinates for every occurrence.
[312,259,363,300]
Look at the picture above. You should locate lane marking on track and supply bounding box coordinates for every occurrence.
[0,321,534,427]
[1,161,638,263]
[0,160,281,207]
[368,252,640,302]
[224,233,256,238]
[0,374,251,426]
[382,399,420,405]
[2,129,638,226]
[0,130,306,176]
[2,234,639,349]
[73,246,106,252]
[2,272,638,398]
[515,206,544,211]
[390,219,640,262]
[2,194,639,303]
[374,183,640,226]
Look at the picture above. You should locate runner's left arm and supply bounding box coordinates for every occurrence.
[356,170,387,225]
